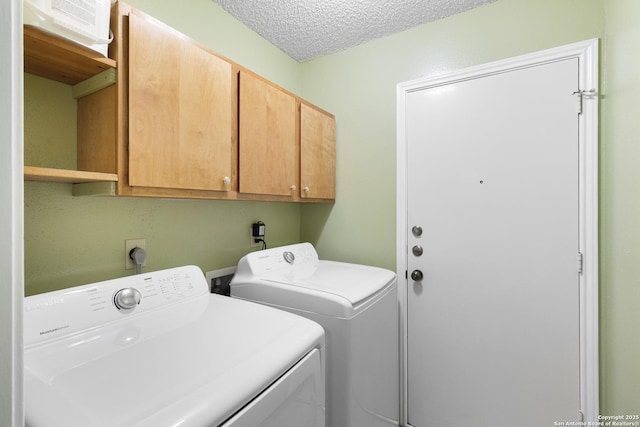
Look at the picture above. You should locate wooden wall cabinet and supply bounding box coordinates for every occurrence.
[127,11,234,193]
[239,72,336,202]
[27,1,335,202]
[300,103,336,201]
[239,71,298,198]
[78,4,239,199]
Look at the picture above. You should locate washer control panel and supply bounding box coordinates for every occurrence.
[239,243,319,275]
[24,265,208,346]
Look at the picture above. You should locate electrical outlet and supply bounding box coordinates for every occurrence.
[125,239,146,269]
[250,229,261,248]
[250,221,265,248]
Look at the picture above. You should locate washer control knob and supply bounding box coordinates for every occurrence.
[283,251,295,264]
[114,288,142,312]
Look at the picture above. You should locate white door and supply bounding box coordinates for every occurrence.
[401,51,595,427]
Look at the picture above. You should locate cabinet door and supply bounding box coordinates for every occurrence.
[300,103,336,200]
[239,71,297,197]
[128,11,234,191]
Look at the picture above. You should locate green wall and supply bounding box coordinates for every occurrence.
[25,0,639,416]
[601,0,640,415]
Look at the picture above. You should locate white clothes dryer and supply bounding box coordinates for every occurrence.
[231,243,399,427]
[24,265,325,427]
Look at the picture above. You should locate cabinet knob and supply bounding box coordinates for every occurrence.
[303,186,310,193]
[222,176,231,185]
[290,185,297,192]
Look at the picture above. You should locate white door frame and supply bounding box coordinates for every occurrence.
[396,39,599,425]
[0,0,24,425]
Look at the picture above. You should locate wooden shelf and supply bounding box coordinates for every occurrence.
[23,26,119,190]
[24,26,116,85]
[24,166,118,184]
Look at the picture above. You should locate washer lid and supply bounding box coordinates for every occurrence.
[263,260,397,306]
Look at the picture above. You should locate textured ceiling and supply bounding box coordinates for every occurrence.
[212,0,496,62]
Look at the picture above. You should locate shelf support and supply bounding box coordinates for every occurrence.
[72,68,116,99]
[72,182,117,197]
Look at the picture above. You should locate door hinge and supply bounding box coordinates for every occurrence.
[573,89,597,115]
[578,252,584,275]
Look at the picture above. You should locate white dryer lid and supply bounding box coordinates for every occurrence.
[24,266,324,427]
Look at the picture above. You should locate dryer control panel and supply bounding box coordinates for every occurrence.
[24,265,208,346]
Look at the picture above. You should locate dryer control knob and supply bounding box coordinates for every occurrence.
[114,288,142,312]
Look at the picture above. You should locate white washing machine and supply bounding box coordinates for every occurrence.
[23,265,325,427]
[231,243,399,427]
